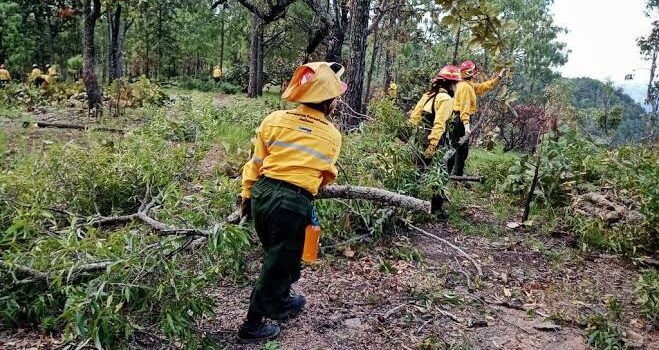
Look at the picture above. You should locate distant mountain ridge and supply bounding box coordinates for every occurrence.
[565,77,648,144]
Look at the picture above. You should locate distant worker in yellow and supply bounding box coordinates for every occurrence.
[407,65,462,217]
[29,64,45,87]
[238,62,347,343]
[46,64,58,83]
[0,64,11,87]
[448,60,507,176]
[212,65,222,83]
[388,82,398,98]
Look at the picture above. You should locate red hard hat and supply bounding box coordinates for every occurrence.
[434,65,462,82]
[459,60,478,78]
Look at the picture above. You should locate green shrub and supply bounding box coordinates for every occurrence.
[219,82,241,94]
[635,269,659,327]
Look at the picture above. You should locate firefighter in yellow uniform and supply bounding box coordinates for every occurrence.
[388,82,398,98]
[29,64,45,87]
[448,60,507,175]
[0,64,11,87]
[46,64,58,83]
[407,65,462,216]
[238,62,347,344]
[212,65,222,83]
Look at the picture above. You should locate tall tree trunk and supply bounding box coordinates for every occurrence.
[343,0,370,120]
[452,18,462,65]
[326,29,345,63]
[383,47,393,93]
[83,0,102,115]
[248,14,264,98]
[304,30,327,63]
[365,28,381,100]
[219,5,226,71]
[647,47,658,142]
[157,2,163,79]
[108,3,124,83]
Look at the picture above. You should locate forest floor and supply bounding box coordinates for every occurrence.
[0,92,657,350]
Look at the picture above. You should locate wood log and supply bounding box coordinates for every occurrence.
[317,185,431,213]
[25,120,124,133]
[449,175,484,183]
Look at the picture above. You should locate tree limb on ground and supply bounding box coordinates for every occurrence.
[4,185,432,285]
[407,223,483,276]
[0,259,115,284]
[449,175,484,183]
[318,185,431,213]
[24,120,125,133]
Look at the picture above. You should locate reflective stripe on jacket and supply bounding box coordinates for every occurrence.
[241,104,342,198]
[453,76,500,124]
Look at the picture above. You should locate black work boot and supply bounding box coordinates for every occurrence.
[237,319,280,344]
[431,195,449,220]
[270,293,306,320]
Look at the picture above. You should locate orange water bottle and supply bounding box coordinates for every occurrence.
[302,206,321,263]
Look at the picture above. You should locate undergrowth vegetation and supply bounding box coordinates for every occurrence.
[0,92,657,348]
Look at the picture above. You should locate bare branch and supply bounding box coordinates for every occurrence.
[407,223,483,276]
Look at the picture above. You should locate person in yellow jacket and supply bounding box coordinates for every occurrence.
[388,82,398,98]
[46,64,58,83]
[448,60,507,176]
[407,65,462,216]
[29,64,45,87]
[238,61,347,343]
[0,64,11,87]
[212,65,222,83]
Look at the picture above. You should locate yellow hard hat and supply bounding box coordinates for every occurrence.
[282,62,347,104]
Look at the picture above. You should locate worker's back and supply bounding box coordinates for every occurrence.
[0,69,11,81]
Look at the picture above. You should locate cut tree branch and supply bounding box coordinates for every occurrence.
[407,223,483,276]
[449,175,484,183]
[0,259,115,284]
[317,185,431,213]
[25,121,125,133]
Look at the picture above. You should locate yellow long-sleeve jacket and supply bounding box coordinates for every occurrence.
[408,89,454,152]
[29,68,42,81]
[212,67,222,79]
[453,76,500,124]
[48,66,58,77]
[0,69,11,81]
[241,104,342,198]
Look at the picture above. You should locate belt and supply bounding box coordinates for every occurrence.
[262,177,313,201]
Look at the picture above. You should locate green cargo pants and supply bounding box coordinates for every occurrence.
[446,117,469,176]
[248,177,312,318]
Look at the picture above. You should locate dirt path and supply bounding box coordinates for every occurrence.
[202,221,657,350]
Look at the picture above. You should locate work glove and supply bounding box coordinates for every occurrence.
[458,124,472,146]
[423,144,437,160]
[240,197,252,221]
[498,68,508,79]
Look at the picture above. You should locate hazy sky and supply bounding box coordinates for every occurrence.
[552,0,653,85]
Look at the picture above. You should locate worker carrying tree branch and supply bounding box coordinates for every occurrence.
[407,64,462,216]
[448,60,507,176]
[0,64,11,87]
[237,62,347,343]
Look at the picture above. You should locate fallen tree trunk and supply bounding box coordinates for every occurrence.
[318,185,431,213]
[227,185,432,225]
[449,175,484,183]
[25,121,125,133]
